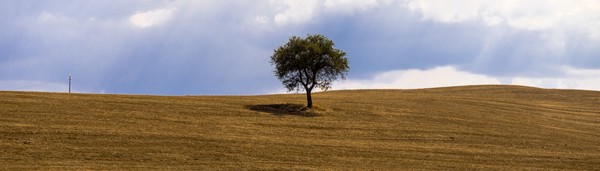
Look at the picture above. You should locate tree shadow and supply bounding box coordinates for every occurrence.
[245,103,319,117]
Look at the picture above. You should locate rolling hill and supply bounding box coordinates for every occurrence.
[1,85,599,170]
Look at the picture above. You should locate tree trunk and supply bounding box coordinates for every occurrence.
[306,89,313,108]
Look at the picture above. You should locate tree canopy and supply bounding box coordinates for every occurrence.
[270,34,349,108]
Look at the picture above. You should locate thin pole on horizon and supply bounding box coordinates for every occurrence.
[68,74,72,93]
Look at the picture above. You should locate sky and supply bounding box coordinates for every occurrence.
[1,0,600,95]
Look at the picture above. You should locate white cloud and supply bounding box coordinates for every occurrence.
[272,0,318,26]
[406,0,600,34]
[507,15,558,31]
[588,19,600,39]
[334,66,501,90]
[269,0,383,26]
[324,0,379,14]
[481,11,503,26]
[407,0,483,23]
[511,67,600,91]
[130,7,175,28]
[254,15,269,24]
[331,66,600,91]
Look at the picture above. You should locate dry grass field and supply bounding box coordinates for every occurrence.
[1,85,599,170]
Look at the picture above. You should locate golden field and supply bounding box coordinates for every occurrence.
[1,85,599,170]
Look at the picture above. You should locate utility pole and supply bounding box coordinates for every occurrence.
[68,74,72,93]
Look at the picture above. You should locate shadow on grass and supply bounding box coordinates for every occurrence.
[245,104,319,117]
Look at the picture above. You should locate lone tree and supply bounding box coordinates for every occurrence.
[270,34,349,108]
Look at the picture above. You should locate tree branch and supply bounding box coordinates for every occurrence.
[298,70,307,87]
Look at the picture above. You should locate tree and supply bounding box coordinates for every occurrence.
[270,34,349,108]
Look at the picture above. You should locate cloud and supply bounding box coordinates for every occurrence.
[510,67,600,91]
[130,7,175,28]
[334,66,501,90]
[254,15,269,24]
[407,0,600,33]
[407,0,482,23]
[269,0,383,26]
[332,66,600,91]
[324,0,379,14]
[272,0,318,26]
[1,1,599,95]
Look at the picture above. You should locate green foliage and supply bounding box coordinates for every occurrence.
[270,34,349,107]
